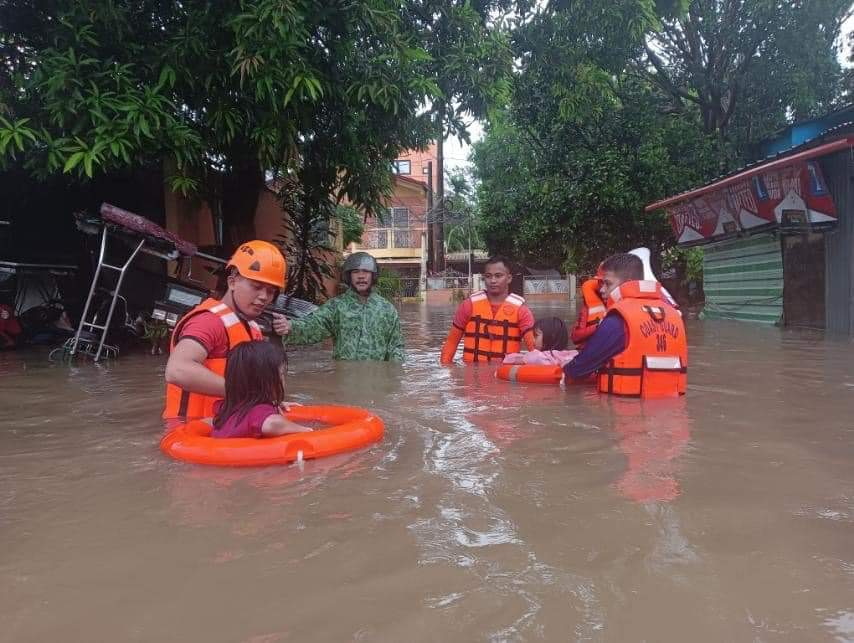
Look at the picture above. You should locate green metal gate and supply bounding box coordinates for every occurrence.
[701,234,783,324]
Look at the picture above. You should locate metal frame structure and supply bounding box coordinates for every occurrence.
[66,226,145,361]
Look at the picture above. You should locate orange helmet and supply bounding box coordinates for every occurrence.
[226,240,287,289]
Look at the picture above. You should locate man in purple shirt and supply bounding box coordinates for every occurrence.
[563,253,643,382]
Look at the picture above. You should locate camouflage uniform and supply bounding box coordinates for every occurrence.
[283,289,405,362]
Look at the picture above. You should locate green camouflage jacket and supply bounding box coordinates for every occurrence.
[282,289,405,362]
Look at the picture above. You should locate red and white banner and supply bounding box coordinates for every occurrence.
[665,160,837,245]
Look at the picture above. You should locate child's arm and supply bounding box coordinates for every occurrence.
[261,414,313,436]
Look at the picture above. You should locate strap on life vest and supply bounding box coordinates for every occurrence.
[463,291,525,362]
[163,298,264,419]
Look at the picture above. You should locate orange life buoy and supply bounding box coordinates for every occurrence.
[160,405,384,467]
[495,364,563,385]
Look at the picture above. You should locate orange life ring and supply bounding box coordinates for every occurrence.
[496,364,563,385]
[160,405,384,467]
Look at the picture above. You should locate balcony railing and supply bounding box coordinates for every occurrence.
[359,227,425,250]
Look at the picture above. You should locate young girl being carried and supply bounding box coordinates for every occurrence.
[502,317,578,367]
[212,340,312,439]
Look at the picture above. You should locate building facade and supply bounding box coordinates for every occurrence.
[646,106,854,333]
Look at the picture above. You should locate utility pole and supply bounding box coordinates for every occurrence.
[433,135,445,272]
[467,210,473,291]
[425,160,434,274]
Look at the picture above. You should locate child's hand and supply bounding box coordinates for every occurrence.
[279,402,303,413]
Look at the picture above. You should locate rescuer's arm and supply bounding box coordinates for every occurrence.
[440,326,464,364]
[522,330,536,351]
[563,315,627,382]
[281,300,337,346]
[519,305,536,351]
[164,338,225,397]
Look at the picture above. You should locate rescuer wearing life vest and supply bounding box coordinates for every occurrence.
[562,253,687,397]
[163,240,288,420]
[569,264,606,349]
[440,255,536,364]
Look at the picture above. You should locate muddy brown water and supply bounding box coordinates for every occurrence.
[2,302,854,642]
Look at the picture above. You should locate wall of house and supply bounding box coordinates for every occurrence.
[163,186,341,300]
[823,149,854,334]
[701,234,784,324]
[392,143,438,188]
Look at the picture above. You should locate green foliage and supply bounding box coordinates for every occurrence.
[0,0,436,240]
[334,205,364,247]
[405,1,513,141]
[443,169,484,253]
[473,0,848,273]
[375,267,403,300]
[662,246,703,282]
[451,288,467,303]
[474,79,719,272]
[642,0,851,157]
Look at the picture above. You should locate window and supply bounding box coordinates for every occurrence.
[752,175,769,201]
[392,159,411,175]
[806,161,828,196]
[391,207,409,228]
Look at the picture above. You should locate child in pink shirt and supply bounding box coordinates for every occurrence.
[212,341,311,439]
[502,317,578,367]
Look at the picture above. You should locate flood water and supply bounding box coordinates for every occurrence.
[2,302,854,642]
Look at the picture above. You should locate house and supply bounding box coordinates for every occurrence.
[347,144,438,283]
[645,105,854,333]
[165,177,344,299]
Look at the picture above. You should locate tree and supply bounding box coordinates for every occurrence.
[640,0,852,156]
[474,84,718,273]
[443,169,483,253]
[474,0,719,272]
[0,0,436,250]
[404,0,513,270]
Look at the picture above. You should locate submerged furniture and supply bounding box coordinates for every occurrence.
[67,203,212,361]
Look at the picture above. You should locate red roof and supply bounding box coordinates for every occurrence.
[645,137,854,212]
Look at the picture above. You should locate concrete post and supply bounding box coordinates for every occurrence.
[568,274,577,303]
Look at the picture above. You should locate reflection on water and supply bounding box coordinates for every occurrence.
[2,303,854,642]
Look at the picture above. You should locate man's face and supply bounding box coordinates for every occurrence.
[599,270,625,301]
[349,269,374,295]
[483,262,512,297]
[228,274,278,318]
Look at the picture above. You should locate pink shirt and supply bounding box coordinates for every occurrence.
[502,349,579,367]
[212,403,279,439]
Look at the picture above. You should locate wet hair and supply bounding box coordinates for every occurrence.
[213,340,287,430]
[484,255,512,273]
[601,253,643,282]
[534,317,569,351]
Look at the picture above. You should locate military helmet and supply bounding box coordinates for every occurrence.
[342,252,378,275]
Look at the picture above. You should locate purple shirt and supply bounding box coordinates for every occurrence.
[563,314,628,380]
[212,403,279,439]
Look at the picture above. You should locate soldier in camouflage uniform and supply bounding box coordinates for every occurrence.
[276,252,405,362]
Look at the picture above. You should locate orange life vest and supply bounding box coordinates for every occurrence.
[162,298,264,420]
[571,278,607,348]
[597,280,687,398]
[463,291,525,362]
